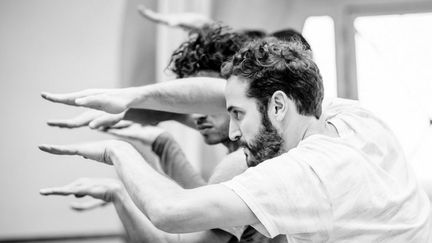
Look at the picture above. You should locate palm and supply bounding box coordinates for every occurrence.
[38,140,126,165]
[40,178,123,203]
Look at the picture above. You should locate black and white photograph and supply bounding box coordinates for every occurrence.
[0,0,432,242]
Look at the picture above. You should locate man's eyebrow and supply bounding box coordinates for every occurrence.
[227,106,244,113]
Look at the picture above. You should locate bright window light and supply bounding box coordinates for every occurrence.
[303,16,337,99]
[354,12,432,178]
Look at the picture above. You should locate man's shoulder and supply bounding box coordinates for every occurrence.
[208,149,247,184]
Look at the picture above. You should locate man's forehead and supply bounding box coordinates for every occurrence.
[225,76,251,109]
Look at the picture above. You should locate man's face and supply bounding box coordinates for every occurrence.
[192,113,230,145]
[225,76,284,166]
[190,71,231,145]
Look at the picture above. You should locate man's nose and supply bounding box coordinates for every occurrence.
[229,121,241,141]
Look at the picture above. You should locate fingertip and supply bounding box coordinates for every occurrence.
[75,98,85,106]
[39,188,50,195]
[137,4,149,12]
[41,91,49,98]
[46,120,56,126]
[38,144,52,152]
[38,144,47,149]
[70,206,84,211]
[88,121,99,129]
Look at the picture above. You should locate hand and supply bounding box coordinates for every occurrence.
[47,109,126,129]
[104,124,165,146]
[40,178,124,207]
[41,88,139,114]
[38,140,131,165]
[137,4,212,31]
[70,199,109,211]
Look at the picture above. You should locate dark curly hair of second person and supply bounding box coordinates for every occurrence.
[168,24,249,78]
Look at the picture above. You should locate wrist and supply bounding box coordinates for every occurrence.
[111,182,128,203]
[106,140,135,162]
[127,86,149,108]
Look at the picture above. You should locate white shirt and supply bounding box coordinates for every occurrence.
[222,98,431,242]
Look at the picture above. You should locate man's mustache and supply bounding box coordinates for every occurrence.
[239,140,252,150]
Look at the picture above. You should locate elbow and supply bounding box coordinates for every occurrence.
[147,200,182,233]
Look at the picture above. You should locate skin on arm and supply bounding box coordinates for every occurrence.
[41,77,227,115]
[104,125,206,189]
[208,149,248,184]
[40,178,233,243]
[38,140,259,233]
[137,4,213,31]
[46,108,195,130]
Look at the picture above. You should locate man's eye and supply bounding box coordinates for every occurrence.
[232,111,242,120]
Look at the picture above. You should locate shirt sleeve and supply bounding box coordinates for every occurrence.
[221,151,333,240]
[151,132,206,189]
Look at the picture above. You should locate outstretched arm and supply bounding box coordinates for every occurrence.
[40,178,234,243]
[41,77,227,115]
[39,140,258,233]
[137,4,213,31]
[104,125,206,189]
[47,108,195,130]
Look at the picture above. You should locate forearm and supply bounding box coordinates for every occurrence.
[109,143,185,226]
[108,143,255,234]
[129,78,226,115]
[152,132,206,189]
[124,109,195,128]
[113,188,180,243]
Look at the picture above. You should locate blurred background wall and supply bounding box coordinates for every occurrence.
[0,0,154,239]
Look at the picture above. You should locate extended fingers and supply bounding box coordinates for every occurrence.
[40,185,79,196]
[70,199,108,211]
[47,111,102,128]
[39,141,117,164]
[137,5,169,25]
[39,144,79,155]
[109,120,134,129]
[75,95,126,114]
[89,113,124,129]
[41,89,106,106]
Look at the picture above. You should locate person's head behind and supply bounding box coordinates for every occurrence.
[239,29,266,40]
[168,24,248,148]
[221,38,324,166]
[168,24,247,78]
[270,28,311,51]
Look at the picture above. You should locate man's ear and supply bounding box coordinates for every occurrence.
[269,91,289,121]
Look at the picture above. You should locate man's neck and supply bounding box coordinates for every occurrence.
[297,116,339,144]
[281,115,325,152]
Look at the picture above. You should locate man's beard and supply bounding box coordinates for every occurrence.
[240,113,284,167]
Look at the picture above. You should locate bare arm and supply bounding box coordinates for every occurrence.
[38,140,258,233]
[150,132,206,188]
[110,142,257,233]
[40,178,233,243]
[104,125,206,189]
[46,108,195,130]
[124,108,196,128]
[41,77,227,115]
[137,4,213,31]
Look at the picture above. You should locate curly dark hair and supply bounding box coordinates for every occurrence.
[221,37,323,118]
[270,28,311,51]
[168,24,248,78]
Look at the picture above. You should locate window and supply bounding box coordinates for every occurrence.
[303,16,337,99]
[354,13,432,177]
